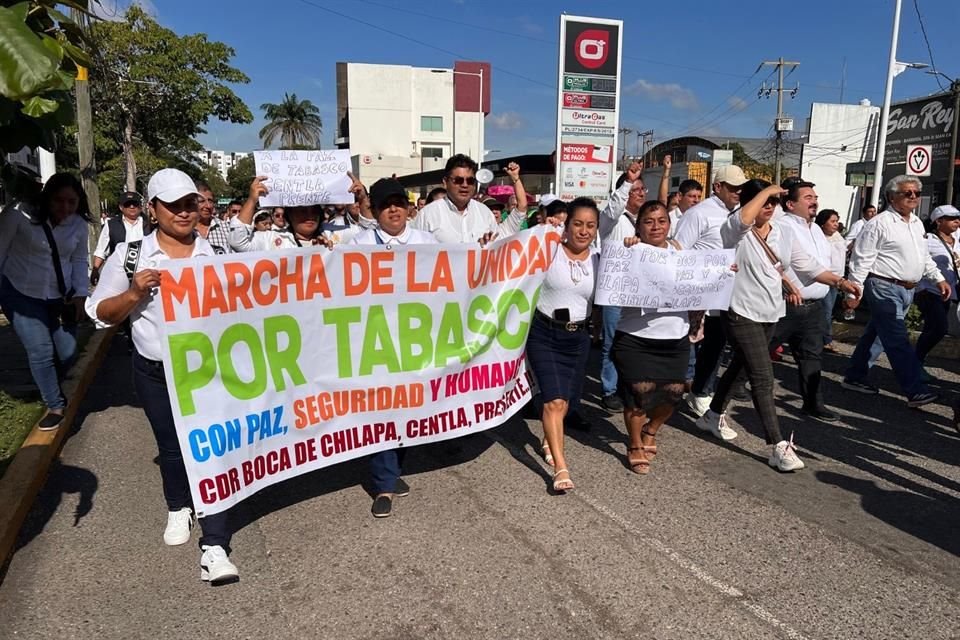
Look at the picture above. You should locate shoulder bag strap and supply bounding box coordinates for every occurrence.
[934,233,959,277]
[39,220,69,298]
[123,240,143,283]
[749,226,782,267]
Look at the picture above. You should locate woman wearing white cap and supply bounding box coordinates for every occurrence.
[347,177,437,517]
[915,204,960,371]
[86,168,239,585]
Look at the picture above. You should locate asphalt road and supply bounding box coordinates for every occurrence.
[1,337,958,640]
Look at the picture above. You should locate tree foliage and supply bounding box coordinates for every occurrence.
[89,5,252,191]
[226,154,255,199]
[728,142,777,182]
[0,0,92,160]
[259,92,322,149]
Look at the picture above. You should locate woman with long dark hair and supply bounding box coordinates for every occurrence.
[0,173,93,429]
[527,197,600,492]
[815,209,846,352]
[696,180,861,471]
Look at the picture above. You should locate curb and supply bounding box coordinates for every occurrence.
[0,326,117,571]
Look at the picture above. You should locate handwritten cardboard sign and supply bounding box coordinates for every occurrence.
[254,149,353,207]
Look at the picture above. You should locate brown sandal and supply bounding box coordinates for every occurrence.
[641,426,657,460]
[627,446,650,475]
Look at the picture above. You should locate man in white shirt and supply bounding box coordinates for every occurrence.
[845,204,877,251]
[673,164,749,416]
[411,154,525,244]
[775,178,840,422]
[843,175,950,407]
[91,191,147,283]
[667,178,704,236]
[597,161,645,411]
[194,181,231,254]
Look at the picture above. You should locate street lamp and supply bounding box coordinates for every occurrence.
[928,70,960,206]
[431,68,485,162]
[869,0,930,208]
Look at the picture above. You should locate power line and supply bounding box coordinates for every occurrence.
[913,0,946,90]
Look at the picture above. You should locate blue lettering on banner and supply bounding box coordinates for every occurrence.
[188,405,287,462]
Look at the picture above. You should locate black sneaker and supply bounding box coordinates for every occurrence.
[802,406,839,423]
[841,379,879,395]
[371,495,393,518]
[393,478,410,497]
[564,411,591,432]
[38,412,64,431]
[602,394,624,412]
[907,392,939,408]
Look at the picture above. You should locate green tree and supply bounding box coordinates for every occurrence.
[0,0,92,188]
[226,154,255,199]
[198,164,230,199]
[259,93,323,149]
[728,142,777,182]
[89,5,252,191]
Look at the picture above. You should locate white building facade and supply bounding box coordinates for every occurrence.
[335,61,490,183]
[195,149,250,179]
[798,101,879,226]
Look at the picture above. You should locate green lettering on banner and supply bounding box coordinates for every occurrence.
[397,302,433,371]
[465,295,497,358]
[263,315,307,390]
[169,332,216,417]
[323,306,362,378]
[359,306,400,375]
[218,323,267,401]
[497,289,531,350]
[434,302,468,366]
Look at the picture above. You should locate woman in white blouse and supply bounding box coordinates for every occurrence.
[527,197,600,492]
[0,173,92,429]
[613,201,692,475]
[915,205,960,369]
[696,180,860,472]
[815,209,848,353]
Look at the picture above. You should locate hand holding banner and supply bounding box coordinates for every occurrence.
[254,149,353,207]
[596,243,735,311]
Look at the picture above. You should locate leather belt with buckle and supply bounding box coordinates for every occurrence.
[535,310,587,332]
[868,273,917,290]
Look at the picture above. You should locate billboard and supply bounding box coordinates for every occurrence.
[555,15,623,205]
[884,92,956,184]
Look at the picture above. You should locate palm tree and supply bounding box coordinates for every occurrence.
[258,93,323,148]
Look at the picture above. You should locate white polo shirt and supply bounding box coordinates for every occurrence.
[229,218,330,252]
[85,233,215,361]
[411,196,524,244]
[94,216,145,259]
[847,209,944,287]
[780,213,832,301]
[347,227,438,247]
[672,194,735,252]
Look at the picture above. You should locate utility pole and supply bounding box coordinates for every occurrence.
[760,57,800,184]
[947,78,960,207]
[72,8,101,255]
[618,127,633,169]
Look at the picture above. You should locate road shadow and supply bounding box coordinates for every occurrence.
[15,459,98,551]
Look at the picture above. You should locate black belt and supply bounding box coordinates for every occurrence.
[535,310,588,332]
[868,273,917,290]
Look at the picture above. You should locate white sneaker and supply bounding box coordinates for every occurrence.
[200,545,239,585]
[163,507,193,546]
[686,393,713,418]
[769,434,805,472]
[696,409,737,441]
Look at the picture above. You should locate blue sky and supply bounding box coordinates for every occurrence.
[104,0,960,158]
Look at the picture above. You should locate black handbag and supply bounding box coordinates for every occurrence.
[38,220,79,326]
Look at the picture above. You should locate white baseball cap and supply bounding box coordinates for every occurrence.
[540,193,559,207]
[147,168,201,203]
[713,165,748,186]
[930,204,960,223]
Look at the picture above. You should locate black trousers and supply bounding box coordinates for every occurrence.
[133,352,231,550]
[773,299,826,410]
[711,311,783,444]
[691,315,726,395]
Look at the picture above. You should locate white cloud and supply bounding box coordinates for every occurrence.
[624,79,699,110]
[728,96,750,112]
[489,111,524,131]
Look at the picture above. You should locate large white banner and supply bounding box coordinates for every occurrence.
[596,243,736,311]
[555,15,623,207]
[157,228,561,515]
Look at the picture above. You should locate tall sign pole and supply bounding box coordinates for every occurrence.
[871,0,904,209]
[555,15,623,207]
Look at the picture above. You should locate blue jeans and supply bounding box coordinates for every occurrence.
[822,288,838,345]
[846,277,927,398]
[600,306,621,397]
[914,290,950,364]
[370,449,406,494]
[0,277,77,410]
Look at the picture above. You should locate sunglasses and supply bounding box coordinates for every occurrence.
[121,202,140,208]
[897,190,921,198]
[722,182,743,193]
[447,176,477,186]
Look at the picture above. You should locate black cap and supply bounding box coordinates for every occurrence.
[120,191,142,205]
[483,197,505,210]
[369,178,407,211]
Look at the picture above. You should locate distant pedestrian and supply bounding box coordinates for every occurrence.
[816,208,847,353]
[91,191,149,284]
[914,205,959,373]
